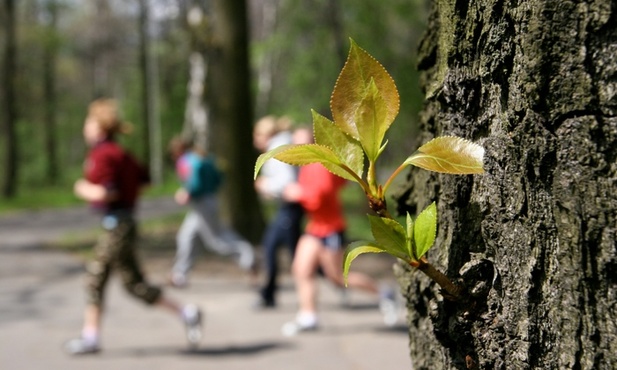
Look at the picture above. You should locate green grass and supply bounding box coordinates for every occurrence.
[0,185,82,213]
[0,179,177,215]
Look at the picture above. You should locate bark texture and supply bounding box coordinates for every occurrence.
[393,0,617,369]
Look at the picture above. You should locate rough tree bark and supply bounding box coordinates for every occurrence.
[393,0,617,369]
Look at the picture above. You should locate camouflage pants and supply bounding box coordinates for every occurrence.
[85,216,161,307]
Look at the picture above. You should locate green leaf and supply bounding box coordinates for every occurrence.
[254,143,359,182]
[354,79,389,161]
[343,240,388,286]
[254,144,296,179]
[330,39,399,141]
[404,136,485,174]
[413,202,437,260]
[312,110,364,178]
[406,212,414,256]
[368,214,409,259]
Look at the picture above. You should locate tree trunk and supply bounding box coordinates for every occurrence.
[138,0,163,184]
[43,0,58,185]
[1,0,18,198]
[182,3,210,151]
[208,0,264,243]
[393,0,617,369]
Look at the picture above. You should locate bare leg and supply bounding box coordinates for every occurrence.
[291,235,321,315]
[318,248,379,294]
[82,304,101,338]
[156,296,183,316]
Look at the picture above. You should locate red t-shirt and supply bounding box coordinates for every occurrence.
[84,140,149,212]
[296,163,347,237]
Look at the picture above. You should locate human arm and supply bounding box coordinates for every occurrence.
[256,159,296,198]
[174,187,190,205]
[74,178,118,203]
[282,164,331,212]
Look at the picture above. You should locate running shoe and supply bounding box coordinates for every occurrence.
[63,338,100,355]
[182,304,203,348]
[379,286,400,327]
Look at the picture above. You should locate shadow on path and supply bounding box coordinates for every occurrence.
[105,341,292,358]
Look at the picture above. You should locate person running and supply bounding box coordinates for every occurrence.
[280,128,398,336]
[252,116,304,308]
[168,136,255,288]
[64,99,202,355]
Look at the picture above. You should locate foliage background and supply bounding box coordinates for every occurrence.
[0,0,427,208]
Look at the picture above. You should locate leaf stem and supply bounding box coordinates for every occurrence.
[382,162,409,196]
[340,163,372,195]
[414,257,463,301]
[367,161,378,195]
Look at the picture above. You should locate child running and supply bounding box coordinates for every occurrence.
[280,127,398,336]
[168,136,255,288]
[64,98,202,355]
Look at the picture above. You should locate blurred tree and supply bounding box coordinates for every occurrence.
[394,0,617,368]
[137,0,163,184]
[249,0,427,167]
[208,0,264,242]
[1,0,18,198]
[181,0,211,151]
[42,0,59,184]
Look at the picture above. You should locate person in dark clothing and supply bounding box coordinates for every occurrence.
[253,116,304,308]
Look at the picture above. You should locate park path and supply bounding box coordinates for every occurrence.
[0,198,412,370]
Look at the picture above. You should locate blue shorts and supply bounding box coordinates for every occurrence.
[308,231,346,252]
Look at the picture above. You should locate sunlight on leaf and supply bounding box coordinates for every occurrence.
[354,80,389,161]
[406,213,414,256]
[413,202,437,260]
[254,144,359,183]
[368,214,409,258]
[331,39,399,141]
[312,110,364,178]
[343,241,388,286]
[404,136,485,174]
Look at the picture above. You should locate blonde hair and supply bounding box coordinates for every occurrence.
[253,115,292,137]
[87,98,133,135]
[168,135,190,157]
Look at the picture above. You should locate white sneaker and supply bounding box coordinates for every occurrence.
[379,287,400,327]
[182,304,203,348]
[64,337,100,355]
[237,242,255,270]
[169,273,188,289]
[281,320,318,337]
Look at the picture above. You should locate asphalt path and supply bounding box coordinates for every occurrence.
[0,198,412,370]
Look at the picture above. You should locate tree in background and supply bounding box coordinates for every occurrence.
[394,0,616,368]
[249,0,427,167]
[180,0,211,151]
[208,0,264,242]
[42,0,59,185]
[1,0,18,198]
[137,0,163,184]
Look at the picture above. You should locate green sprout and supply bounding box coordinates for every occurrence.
[254,39,484,301]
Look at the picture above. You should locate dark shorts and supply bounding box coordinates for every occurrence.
[308,231,346,252]
[85,215,161,307]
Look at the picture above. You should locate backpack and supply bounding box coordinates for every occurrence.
[198,155,223,195]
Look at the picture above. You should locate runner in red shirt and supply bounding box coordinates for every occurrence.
[280,128,398,336]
